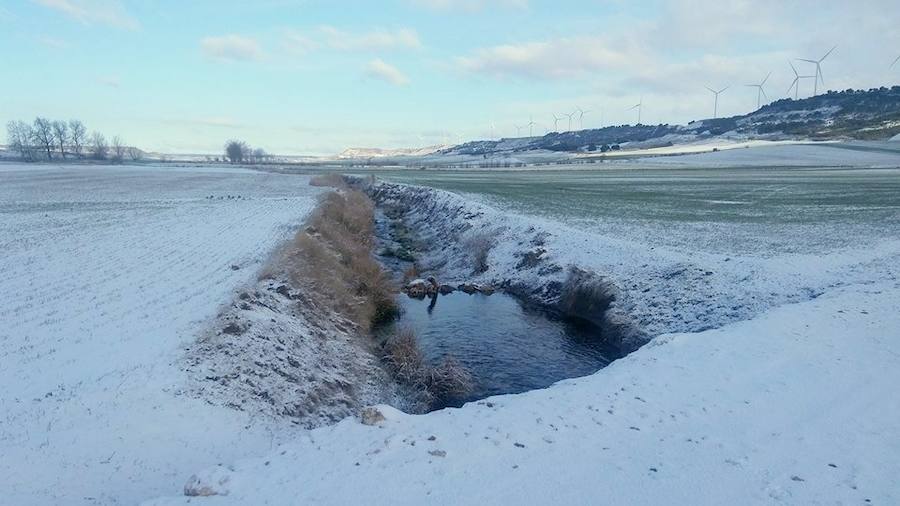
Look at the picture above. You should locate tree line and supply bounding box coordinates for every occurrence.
[224,139,270,163]
[6,117,142,163]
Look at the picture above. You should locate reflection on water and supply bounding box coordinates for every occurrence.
[378,291,623,406]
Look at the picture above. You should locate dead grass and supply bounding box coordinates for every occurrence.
[383,327,474,409]
[403,263,420,283]
[284,190,398,332]
[463,230,496,274]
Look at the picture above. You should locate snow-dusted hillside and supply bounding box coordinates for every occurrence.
[0,164,322,505]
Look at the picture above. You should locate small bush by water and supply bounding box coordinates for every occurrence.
[383,327,474,410]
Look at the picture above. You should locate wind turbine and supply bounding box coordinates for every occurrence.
[515,125,524,137]
[552,114,563,132]
[745,72,771,110]
[628,97,642,125]
[527,116,535,137]
[575,106,590,130]
[797,46,836,96]
[563,111,575,131]
[787,61,816,100]
[705,85,729,119]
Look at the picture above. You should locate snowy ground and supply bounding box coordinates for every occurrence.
[626,141,900,168]
[0,164,321,505]
[5,159,899,504]
[145,280,900,505]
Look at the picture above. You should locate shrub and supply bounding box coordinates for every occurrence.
[383,327,474,409]
[463,230,495,274]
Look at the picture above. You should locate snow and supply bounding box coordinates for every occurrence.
[628,142,900,167]
[144,279,900,505]
[364,179,900,342]
[5,161,899,504]
[0,164,322,505]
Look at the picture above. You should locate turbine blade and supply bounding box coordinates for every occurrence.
[761,88,768,101]
[892,54,900,68]
[821,45,836,61]
[797,58,817,63]
[761,72,771,85]
[789,61,799,76]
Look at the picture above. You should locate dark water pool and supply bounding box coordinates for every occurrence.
[378,290,623,407]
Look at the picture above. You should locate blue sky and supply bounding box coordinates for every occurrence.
[1,0,899,155]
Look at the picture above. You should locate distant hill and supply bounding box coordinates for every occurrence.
[338,145,446,159]
[448,86,900,156]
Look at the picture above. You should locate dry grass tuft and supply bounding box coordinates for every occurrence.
[463,230,496,274]
[403,263,420,283]
[383,327,474,409]
[284,190,398,332]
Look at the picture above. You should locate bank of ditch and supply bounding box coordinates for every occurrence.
[185,175,646,425]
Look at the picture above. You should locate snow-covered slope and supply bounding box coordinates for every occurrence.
[363,180,900,342]
[144,279,900,505]
[0,164,321,505]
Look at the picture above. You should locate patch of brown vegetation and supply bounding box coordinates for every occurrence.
[283,190,398,332]
[383,327,474,410]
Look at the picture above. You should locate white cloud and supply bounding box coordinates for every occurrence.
[410,0,527,11]
[364,58,410,86]
[282,30,319,56]
[200,35,265,63]
[320,26,421,51]
[32,0,139,30]
[456,35,645,80]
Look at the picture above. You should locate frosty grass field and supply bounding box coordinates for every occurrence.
[2,144,899,505]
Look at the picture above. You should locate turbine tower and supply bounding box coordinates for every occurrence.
[628,97,643,125]
[515,125,523,137]
[575,106,590,130]
[705,86,729,119]
[552,114,563,132]
[797,46,836,96]
[787,61,816,100]
[745,72,771,110]
[563,111,575,131]
[527,116,535,137]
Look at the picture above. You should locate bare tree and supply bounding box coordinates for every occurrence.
[111,136,126,163]
[127,146,143,162]
[7,120,37,161]
[32,117,55,160]
[68,120,87,158]
[90,131,108,160]
[52,120,69,159]
[224,139,249,163]
[252,147,267,163]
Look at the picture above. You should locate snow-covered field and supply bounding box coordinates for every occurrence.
[0,164,321,505]
[144,280,900,505]
[4,157,899,505]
